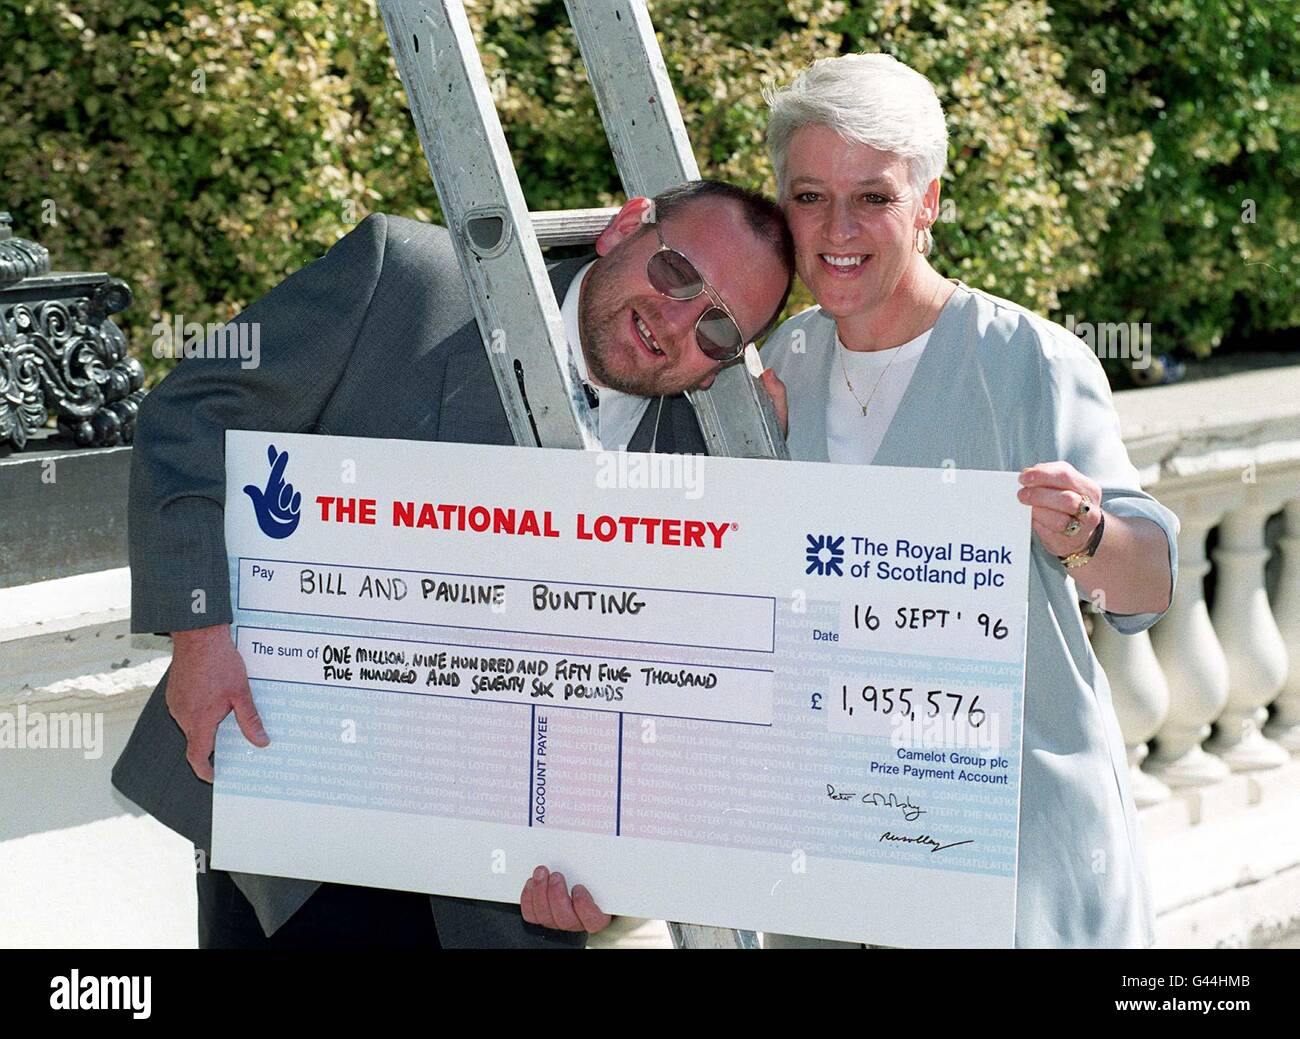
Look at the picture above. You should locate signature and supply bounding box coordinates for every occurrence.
[826,784,926,822]
[879,831,975,854]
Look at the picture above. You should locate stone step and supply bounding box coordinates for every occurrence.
[0,567,169,708]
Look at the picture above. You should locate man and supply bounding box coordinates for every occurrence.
[111,180,794,949]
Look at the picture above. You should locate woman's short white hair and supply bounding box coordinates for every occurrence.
[764,53,949,202]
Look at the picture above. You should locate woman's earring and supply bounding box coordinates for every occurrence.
[914,225,933,255]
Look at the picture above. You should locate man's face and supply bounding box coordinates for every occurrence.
[578,199,788,396]
[781,124,934,337]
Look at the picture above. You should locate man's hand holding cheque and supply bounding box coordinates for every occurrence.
[166,624,268,785]
[521,867,612,935]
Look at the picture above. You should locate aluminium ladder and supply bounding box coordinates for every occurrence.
[378,0,785,949]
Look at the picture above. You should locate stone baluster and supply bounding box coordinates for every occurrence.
[1090,620,1171,806]
[1206,488,1290,770]
[1147,491,1232,787]
[1264,494,1300,754]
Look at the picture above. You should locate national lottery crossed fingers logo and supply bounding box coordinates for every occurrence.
[243,443,302,540]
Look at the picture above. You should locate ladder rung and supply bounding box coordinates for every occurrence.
[529,208,619,248]
[667,923,761,949]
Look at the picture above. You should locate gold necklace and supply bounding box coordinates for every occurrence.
[838,338,903,416]
[838,280,947,417]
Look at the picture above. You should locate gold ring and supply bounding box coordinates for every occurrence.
[1064,518,1082,538]
[1075,494,1093,519]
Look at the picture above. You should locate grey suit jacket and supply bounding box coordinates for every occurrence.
[112,212,705,948]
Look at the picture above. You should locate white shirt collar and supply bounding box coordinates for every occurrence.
[560,260,597,386]
[558,259,651,450]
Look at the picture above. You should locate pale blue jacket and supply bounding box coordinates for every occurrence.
[763,281,1179,948]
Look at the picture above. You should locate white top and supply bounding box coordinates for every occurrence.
[826,328,930,465]
[559,260,650,450]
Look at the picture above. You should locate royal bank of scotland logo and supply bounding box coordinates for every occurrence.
[805,534,845,577]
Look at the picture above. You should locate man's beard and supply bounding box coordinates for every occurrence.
[579,262,690,398]
[584,313,661,396]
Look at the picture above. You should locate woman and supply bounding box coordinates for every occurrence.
[757,54,1179,948]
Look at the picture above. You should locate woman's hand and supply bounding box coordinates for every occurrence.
[520,865,612,934]
[1018,461,1102,559]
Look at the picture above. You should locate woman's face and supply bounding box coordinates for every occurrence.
[781,124,930,332]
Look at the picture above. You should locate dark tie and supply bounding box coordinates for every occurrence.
[581,382,600,409]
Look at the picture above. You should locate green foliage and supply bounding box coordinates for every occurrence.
[1050,0,1298,357]
[1,0,1293,382]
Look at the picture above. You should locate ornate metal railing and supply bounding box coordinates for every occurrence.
[0,212,144,450]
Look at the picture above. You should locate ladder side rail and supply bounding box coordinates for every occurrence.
[564,0,790,460]
[379,0,596,450]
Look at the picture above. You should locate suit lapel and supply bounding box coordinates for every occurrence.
[546,253,595,301]
[871,281,969,469]
[786,312,835,463]
[667,393,706,453]
[624,394,708,454]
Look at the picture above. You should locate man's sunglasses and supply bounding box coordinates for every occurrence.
[645,221,749,363]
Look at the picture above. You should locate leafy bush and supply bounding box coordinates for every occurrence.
[1049,0,1298,357]
[1,0,1293,383]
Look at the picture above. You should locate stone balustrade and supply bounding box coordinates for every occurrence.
[1096,364,1300,947]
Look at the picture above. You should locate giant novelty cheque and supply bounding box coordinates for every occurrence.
[213,429,1031,946]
